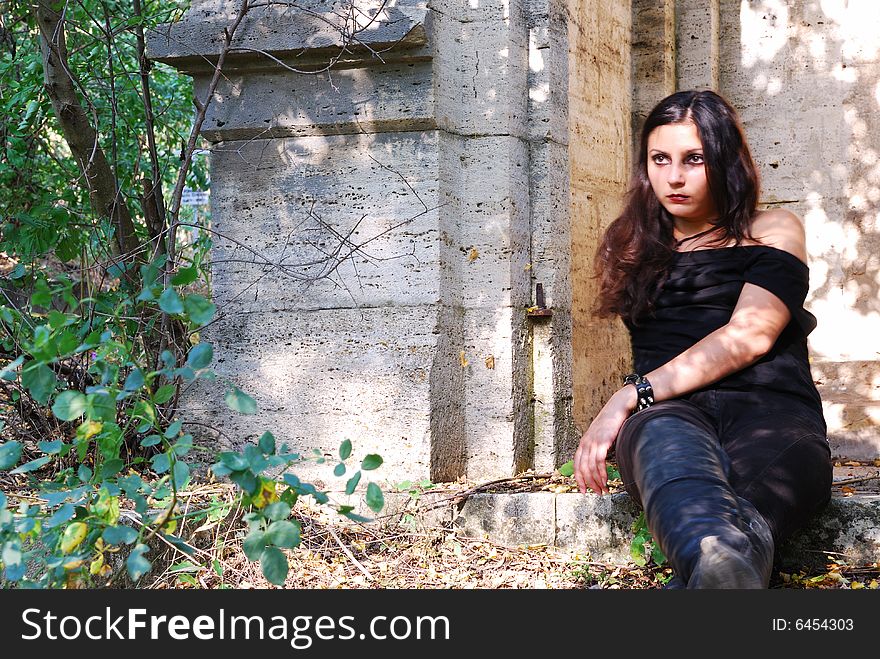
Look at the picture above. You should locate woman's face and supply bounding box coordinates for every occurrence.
[646,121,718,228]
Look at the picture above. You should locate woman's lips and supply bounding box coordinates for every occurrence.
[667,194,689,203]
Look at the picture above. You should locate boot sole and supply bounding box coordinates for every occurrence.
[688,536,763,589]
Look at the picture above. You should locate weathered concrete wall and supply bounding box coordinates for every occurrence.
[149,0,579,485]
[147,0,879,494]
[667,0,880,458]
[568,0,633,442]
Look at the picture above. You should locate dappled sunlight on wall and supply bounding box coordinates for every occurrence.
[727,0,880,455]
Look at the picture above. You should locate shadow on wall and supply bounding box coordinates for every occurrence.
[181,2,535,484]
[724,0,880,447]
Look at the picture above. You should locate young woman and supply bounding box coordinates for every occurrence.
[573,90,832,588]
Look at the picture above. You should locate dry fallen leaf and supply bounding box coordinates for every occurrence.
[459,351,469,368]
[485,355,495,369]
[468,248,479,262]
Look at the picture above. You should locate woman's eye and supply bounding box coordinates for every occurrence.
[652,154,669,164]
[687,154,704,164]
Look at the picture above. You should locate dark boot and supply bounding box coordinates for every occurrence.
[622,414,774,589]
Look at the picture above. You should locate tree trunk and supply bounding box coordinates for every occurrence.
[34,0,141,273]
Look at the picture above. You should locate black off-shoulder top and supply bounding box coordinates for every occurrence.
[625,245,823,414]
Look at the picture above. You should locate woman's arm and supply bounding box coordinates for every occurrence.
[574,209,808,495]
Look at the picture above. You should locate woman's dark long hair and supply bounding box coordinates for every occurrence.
[595,90,761,323]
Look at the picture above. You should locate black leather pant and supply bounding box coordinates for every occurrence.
[615,389,832,584]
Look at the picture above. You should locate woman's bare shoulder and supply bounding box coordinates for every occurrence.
[748,209,808,263]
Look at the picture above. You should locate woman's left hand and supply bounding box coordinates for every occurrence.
[574,387,635,495]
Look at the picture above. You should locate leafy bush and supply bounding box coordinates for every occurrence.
[0,0,384,588]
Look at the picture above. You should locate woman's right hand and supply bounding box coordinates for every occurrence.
[574,387,636,495]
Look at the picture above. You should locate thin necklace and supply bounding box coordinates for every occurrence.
[673,226,720,248]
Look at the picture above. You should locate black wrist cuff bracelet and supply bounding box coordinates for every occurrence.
[623,373,655,413]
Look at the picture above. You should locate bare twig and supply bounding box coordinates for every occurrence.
[326,525,374,582]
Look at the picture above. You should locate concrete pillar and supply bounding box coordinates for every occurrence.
[675,0,720,90]
[568,0,633,444]
[632,0,675,141]
[148,0,580,483]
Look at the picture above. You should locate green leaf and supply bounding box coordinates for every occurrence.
[186,343,213,369]
[47,310,67,329]
[0,355,24,381]
[77,464,92,483]
[172,460,190,488]
[164,419,183,439]
[184,294,216,326]
[38,439,63,454]
[87,392,116,422]
[339,439,352,460]
[607,464,621,481]
[56,331,79,357]
[258,431,275,454]
[173,437,193,457]
[343,511,372,523]
[333,462,346,477]
[365,482,384,513]
[158,288,184,314]
[55,235,79,262]
[0,441,23,470]
[345,471,362,495]
[127,544,152,580]
[558,460,575,477]
[99,458,124,480]
[103,525,139,545]
[124,368,145,392]
[219,452,248,471]
[140,434,162,448]
[266,519,301,549]
[44,503,75,528]
[263,502,291,521]
[151,453,171,474]
[225,386,257,414]
[230,470,258,495]
[243,531,268,561]
[171,266,198,286]
[260,546,288,585]
[651,542,667,566]
[361,454,383,471]
[11,456,50,474]
[52,390,87,421]
[153,385,175,405]
[132,400,157,426]
[21,362,57,405]
[630,538,647,567]
[2,544,22,568]
[160,351,176,368]
[244,445,268,474]
[96,424,123,461]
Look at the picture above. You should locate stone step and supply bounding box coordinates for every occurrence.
[370,467,880,574]
[450,491,880,572]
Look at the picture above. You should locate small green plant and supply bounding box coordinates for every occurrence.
[630,511,666,567]
[217,436,385,585]
[394,478,435,528]
[0,263,384,588]
[394,478,434,500]
[557,460,619,486]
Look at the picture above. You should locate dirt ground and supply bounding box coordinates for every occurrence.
[1,384,879,590]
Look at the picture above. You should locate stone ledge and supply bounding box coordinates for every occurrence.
[147,6,429,72]
[451,492,880,572]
